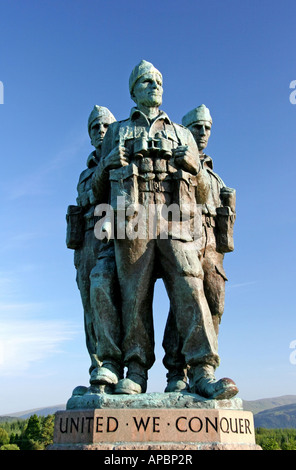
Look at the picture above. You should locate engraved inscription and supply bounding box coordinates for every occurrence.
[55,409,255,445]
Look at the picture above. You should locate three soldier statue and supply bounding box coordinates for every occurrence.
[66,60,238,400]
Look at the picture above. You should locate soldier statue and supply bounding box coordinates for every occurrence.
[66,106,121,383]
[90,60,238,399]
[162,104,236,395]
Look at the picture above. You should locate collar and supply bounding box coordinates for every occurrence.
[130,107,172,125]
[86,151,99,168]
[200,153,213,169]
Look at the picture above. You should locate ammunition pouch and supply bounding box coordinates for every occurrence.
[172,169,199,218]
[215,206,235,253]
[220,187,236,213]
[66,205,84,249]
[137,178,171,193]
[131,137,175,176]
[109,163,139,211]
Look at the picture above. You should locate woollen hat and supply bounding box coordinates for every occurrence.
[182,104,212,128]
[129,60,162,94]
[88,106,116,135]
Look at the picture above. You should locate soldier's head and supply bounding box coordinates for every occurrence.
[88,106,116,149]
[129,60,163,108]
[182,105,212,152]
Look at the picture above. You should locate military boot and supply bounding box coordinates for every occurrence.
[164,368,189,393]
[190,364,238,400]
[90,360,122,386]
[115,362,147,394]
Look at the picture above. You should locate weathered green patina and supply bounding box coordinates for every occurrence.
[66,61,238,403]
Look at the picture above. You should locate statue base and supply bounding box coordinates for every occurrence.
[49,391,261,451]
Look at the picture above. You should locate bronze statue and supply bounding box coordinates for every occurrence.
[183,105,236,333]
[90,60,238,399]
[163,104,236,395]
[66,105,121,383]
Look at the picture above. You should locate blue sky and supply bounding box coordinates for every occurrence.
[0,0,295,415]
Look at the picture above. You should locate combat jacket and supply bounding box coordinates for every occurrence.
[201,155,225,217]
[201,154,236,254]
[66,152,98,249]
[93,108,209,205]
[91,108,211,241]
[76,151,98,231]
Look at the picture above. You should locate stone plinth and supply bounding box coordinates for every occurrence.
[66,389,244,411]
[49,391,261,450]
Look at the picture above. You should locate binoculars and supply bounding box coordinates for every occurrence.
[133,136,174,159]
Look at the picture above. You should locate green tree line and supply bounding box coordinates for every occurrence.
[255,427,296,450]
[1,415,296,450]
[0,414,54,450]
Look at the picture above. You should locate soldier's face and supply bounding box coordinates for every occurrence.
[188,120,212,151]
[132,72,163,108]
[90,117,112,149]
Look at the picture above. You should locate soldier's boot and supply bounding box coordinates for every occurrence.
[89,360,122,386]
[190,364,238,400]
[115,362,147,395]
[164,368,189,393]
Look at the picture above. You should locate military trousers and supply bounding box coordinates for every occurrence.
[201,222,227,332]
[114,236,220,372]
[74,229,101,372]
[89,242,122,368]
[162,224,227,373]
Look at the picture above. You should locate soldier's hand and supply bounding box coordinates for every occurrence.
[104,145,130,170]
[173,146,200,175]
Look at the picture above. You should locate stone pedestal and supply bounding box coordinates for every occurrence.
[49,391,261,450]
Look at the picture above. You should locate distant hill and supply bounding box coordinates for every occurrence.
[2,395,296,427]
[1,404,66,420]
[243,395,296,415]
[254,403,296,429]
